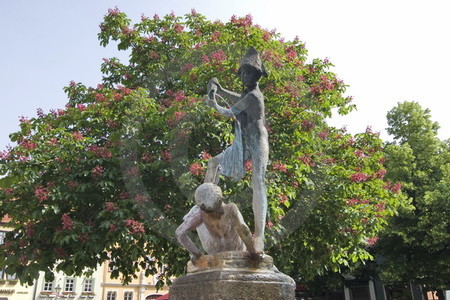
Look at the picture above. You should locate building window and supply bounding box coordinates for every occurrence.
[6,273,17,280]
[64,278,75,292]
[0,231,5,245]
[83,278,94,292]
[124,291,133,300]
[43,281,53,292]
[107,291,117,300]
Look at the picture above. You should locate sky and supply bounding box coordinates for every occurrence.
[1,0,449,152]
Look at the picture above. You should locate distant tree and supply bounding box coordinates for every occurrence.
[0,10,403,287]
[375,101,450,294]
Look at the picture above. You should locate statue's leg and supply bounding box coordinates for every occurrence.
[251,145,269,252]
[204,153,223,184]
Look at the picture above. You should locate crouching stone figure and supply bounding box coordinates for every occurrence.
[175,183,258,265]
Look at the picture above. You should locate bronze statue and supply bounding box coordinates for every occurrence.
[205,47,269,252]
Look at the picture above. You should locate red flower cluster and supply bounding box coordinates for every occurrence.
[384,182,402,194]
[61,213,74,231]
[92,165,104,179]
[68,181,78,189]
[201,151,212,160]
[245,160,253,172]
[272,162,287,173]
[89,145,112,158]
[72,131,84,141]
[125,219,145,234]
[95,93,106,102]
[34,186,49,202]
[318,131,329,140]
[173,23,184,33]
[134,194,149,203]
[367,236,379,246]
[21,139,37,150]
[190,162,204,176]
[230,14,253,28]
[210,49,227,63]
[105,202,118,211]
[350,172,369,183]
[301,120,315,132]
[298,155,315,167]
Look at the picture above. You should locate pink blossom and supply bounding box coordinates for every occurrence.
[201,151,212,160]
[25,223,35,238]
[201,54,210,64]
[134,194,149,203]
[278,194,288,204]
[109,224,117,232]
[89,145,112,158]
[162,150,171,162]
[19,115,29,123]
[78,233,89,243]
[190,162,204,176]
[367,236,379,246]
[298,155,315,167]
[125,219,145,234]
[346,198,359,206]
[211,30,221,42]
[34,186,49,202]
[181,63,195,73]
[350,172,369,183]
[72,132,84,141]
[68,181,78,189]
[318,131,329,140]
[55,247,68,258]
[61,213,74,231]
[36,108,45,118]
[149,51,160,60]
[266,221,274,229]
[141,152,152,162]
[391,182,402,193]
[301,120,315,132]
[272,162,287,173]
[355,150,366,158]
[285,46,297,61]
[92,165,104,179]
[245,160,253,172]
[374,168,387,179]
[211,49,227,63]
[125,166,139,177]
[120,192,130,199]
[174,23,184,33]
[21,139,37,150]
[108,6,120,16]
[105,202,118,211]
[231,14,253,28]
[77,104,86,111]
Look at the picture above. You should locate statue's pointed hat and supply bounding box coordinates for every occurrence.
[238,46,267,77]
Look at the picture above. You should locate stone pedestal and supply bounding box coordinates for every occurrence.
[169,251,295,300]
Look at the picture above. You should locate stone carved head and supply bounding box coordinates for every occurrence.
[195,183,223,213]
[237,46,267,78]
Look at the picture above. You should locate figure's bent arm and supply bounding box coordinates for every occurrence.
[175,209,203,258]
[217,87,241,105]
[229,203,257,254]
[208,77,241,104]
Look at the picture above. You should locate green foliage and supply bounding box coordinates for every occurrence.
[375,101,450,290]
[0,10,402,287]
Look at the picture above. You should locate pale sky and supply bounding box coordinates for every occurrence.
[1,0,449,152]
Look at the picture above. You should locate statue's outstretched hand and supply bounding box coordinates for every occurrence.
[207,77,221,94]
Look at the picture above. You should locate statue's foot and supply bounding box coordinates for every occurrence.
[254,236,264,253]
